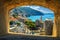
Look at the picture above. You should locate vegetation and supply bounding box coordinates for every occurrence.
[10,20,15,25]
[25,20,38,30]
[12,13,18,18]
[10,20,21,26]
[16,22,21,26]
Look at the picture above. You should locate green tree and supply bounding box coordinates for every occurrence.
[25,20,36,29]
[16,22,21,26]
[10,20,14,25]
[12,13,18,18]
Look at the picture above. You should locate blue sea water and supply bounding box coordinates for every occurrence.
[27,14,54,22]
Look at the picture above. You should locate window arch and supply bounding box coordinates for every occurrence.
[9,5,55,36]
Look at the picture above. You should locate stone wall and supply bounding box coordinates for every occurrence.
[0,0,60,37]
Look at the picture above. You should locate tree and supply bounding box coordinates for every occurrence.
[16,21,21,26]
[10,21,14,25]
[12,13,18,18]
[25,20,37,30]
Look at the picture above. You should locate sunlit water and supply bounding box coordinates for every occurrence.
[27,14,54,22]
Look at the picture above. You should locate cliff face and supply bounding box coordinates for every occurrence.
[0,0,60,37]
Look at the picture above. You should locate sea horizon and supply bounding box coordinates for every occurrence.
[27,14,54,22]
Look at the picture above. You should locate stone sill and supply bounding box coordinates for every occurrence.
[8,32,57,37]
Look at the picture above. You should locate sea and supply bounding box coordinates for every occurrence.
[27,14,54,22]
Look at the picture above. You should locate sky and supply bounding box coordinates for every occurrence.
[21,5,54,13]
[10,5,54,14]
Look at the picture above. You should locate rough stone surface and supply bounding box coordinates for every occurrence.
[0,0,60,37]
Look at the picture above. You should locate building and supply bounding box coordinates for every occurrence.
[44,19,53,35]
[35,19,43,28]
